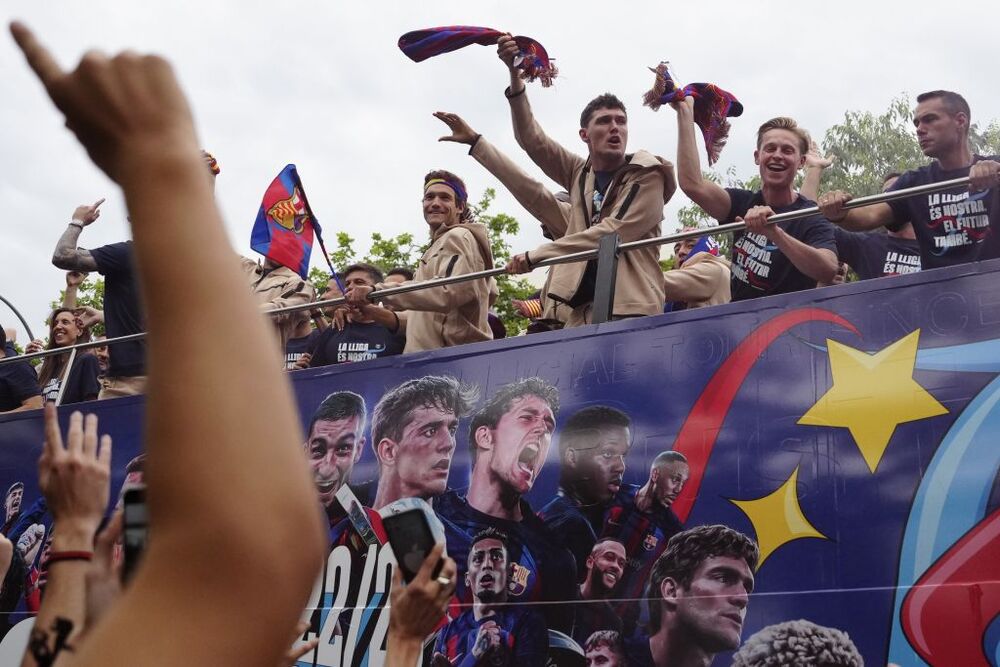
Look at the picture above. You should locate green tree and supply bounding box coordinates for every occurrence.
[818,94,928,197]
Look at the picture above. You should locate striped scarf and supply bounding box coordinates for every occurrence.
[643,62,743,165]
[399,26,558,87]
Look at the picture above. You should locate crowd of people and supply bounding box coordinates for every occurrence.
[2,32,999,414]
[0,17,994,667]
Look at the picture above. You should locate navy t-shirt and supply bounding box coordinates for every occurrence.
[833,227,922,280]
[89,241,146,377]
[40,353,101,405]
[284,328,321,370]
[724,189,837,301]
[434,608,548,667]
[0,344,38,412]
[309,322,404,367]
[435,491,578,634]
[538,492,603,582]
[887,156,1000,269]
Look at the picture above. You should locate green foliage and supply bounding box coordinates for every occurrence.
[50,276,106,337]
[818,94,928,197]
[310,188,534,335]
[971,119,1000,156]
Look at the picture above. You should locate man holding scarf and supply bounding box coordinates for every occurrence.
[346,170,497,352]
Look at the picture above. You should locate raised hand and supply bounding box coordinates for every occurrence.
[805,141,833,170]
[433,111,479,145]
[496,33,519,69]
[74,306,104,330]
[72,199,105,226]
[38,404,112,548]
[10,21,199,184]
[66,270,90,288]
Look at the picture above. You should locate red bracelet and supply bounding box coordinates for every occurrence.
[46,551,93,564]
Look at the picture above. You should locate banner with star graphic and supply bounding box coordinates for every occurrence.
[1,259,998,666]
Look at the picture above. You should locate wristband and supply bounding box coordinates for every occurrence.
[68,221,85,229]
[47,550,93,564]
[524,251,534,270]
[390,310,401,334]
[469,134,483,152]
[504,86,525,100]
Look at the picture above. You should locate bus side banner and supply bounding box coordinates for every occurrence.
[1,259,999,666]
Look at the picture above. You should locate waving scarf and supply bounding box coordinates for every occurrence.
[643,62,743,165]
[399,26,557,87]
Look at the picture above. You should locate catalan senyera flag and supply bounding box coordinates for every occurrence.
[250,164,320,280]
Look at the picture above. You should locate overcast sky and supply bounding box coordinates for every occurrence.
[1,1,995,342]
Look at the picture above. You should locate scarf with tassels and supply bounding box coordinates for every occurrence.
[398,26,558,87]
[643,62,743,165]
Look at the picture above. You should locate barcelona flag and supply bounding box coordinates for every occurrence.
[251,164,320,279]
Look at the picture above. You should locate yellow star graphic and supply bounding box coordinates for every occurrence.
[730,466,827,569]
[798,330,947,473]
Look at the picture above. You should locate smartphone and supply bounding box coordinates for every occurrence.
[122,484,148,583]
[381,503,443,583]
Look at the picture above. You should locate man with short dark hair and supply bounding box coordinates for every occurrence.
[539,405,631,576]
[819,90,1000,269]
[0,328,41,413]
[436,377,578,633]
[674,102,838,299]
[433,528,548,666]
[384,266,414,284]
[602,451,689,634]
[495,36,677,326]
[346,170,497,352]
[309,263,404,367]
[369,375,477,509]
[585,630,626,667]
[303,391,368,528]
[626,525,758,667]
[572,538,626,644]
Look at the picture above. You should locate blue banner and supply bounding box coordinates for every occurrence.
[1,259,999,666]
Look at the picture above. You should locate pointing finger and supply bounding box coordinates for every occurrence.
[9,21,65,89]
[93,197,106,208]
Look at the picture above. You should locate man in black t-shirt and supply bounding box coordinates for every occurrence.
[51,198,147,398]
[0,328,41,414]
[819,90,1000,269]
[673,102,838,299]
[309,263,404,368]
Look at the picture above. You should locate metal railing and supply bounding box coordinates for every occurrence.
[0,175,975,378]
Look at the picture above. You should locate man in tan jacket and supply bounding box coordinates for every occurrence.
[664,231,731,311]
[241,256,316,351]
[346,170,497,353]
[496,35,677,327]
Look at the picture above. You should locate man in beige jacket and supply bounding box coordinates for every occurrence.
[496,35,677,327]
[346,170,497,353]
[664,231,731,311]
[241,256,317,351]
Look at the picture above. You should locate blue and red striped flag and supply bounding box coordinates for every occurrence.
[250,164,319,279]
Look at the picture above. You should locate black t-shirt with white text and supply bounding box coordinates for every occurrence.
[833,227,922,280]
[89,241,146,377]
[308,322,403,367]
[284,329,322,370]
[0,344,38,412]
[724,189,837,301]
[887,156,1000,269]
[40,353,101,405]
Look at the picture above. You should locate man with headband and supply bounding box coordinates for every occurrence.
[346,170,497,352]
